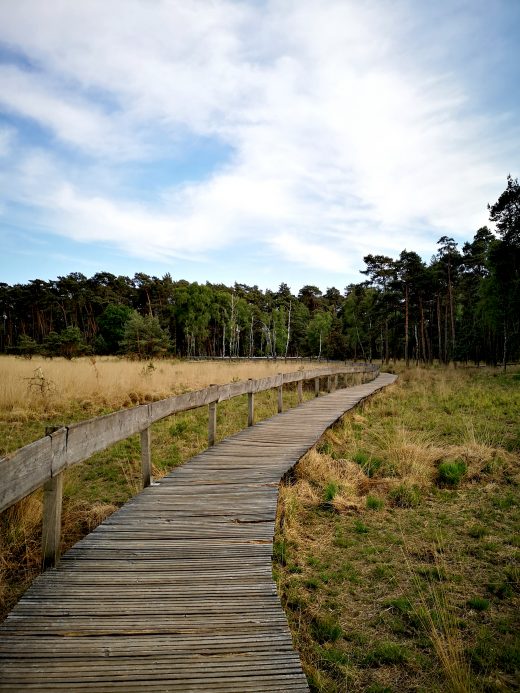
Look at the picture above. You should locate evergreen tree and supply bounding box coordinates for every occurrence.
[121,312,171,359]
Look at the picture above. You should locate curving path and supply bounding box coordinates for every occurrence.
[0,372,397,692]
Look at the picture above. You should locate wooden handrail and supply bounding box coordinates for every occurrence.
[1,362,378,564]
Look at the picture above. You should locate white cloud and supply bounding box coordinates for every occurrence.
[0,0,518,281]
[270,233,349,273]
[0,124,15,157]
[0,65,147,159]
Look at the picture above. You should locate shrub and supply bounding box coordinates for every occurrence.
[17,334,39,359]
[120,311,171,359]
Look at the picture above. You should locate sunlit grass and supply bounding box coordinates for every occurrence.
[275,365,520,692]
[0,355,329,454]
[0,356,325,620]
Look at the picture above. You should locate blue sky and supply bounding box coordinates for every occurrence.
[0,0,519,293]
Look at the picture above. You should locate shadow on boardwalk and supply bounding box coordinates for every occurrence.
[0,373,396,692]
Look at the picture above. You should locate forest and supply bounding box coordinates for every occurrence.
[1,176,519,366]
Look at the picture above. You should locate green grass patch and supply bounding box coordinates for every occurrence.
[362,640,409,666]
[310,615,343,643]
[467,597,490,611]
[437,459,467,487]
[388,483,421,508]
[366,495,385,510]
[324,481,341,503]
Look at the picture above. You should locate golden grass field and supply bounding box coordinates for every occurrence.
[0,355,321,420]
[0,355,327,454]
[0,354,336,619]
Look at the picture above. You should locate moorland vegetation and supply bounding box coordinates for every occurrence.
[275,365,519,692]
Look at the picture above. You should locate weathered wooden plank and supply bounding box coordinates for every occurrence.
[41,471,64,569]
[216,380,249,402]
[208,400,217,446]
[249,373,283,393]
[66,406,150,467]
[139,427,152,488]
[0,437,51,513]
[148,385,219,421]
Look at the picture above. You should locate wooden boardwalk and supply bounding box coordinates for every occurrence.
[0,373,396,692]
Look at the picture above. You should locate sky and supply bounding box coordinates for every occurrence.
[0,0,519,294]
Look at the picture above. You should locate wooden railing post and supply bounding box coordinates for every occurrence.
[208,400,217,446]
[314,377,320,397]
[297,379,303,404]
[42,426,64,569]
[334,374,338,391]
[140,426,152,488]
[327,375,332,393]
[277,379,283,414]
[248,379,254,427]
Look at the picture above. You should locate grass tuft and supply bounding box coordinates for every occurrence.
[467,597,490,612]
[388,483,421,508]
[437,460,467,487]
[366,495,384,510]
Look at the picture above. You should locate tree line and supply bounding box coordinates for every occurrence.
[1,176,518,366]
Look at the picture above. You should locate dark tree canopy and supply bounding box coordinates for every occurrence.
[0,177,518,367]
[488,175,520,244]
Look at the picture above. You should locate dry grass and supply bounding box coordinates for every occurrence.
[275,365,520,692]
[0,356,329,621]
[404,540,473,693]
[0,355,328,455]
[0,354,320,422]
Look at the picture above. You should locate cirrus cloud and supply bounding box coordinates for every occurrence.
[0,0,518,287]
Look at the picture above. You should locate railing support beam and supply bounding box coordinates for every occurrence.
[140,426,152,488]
[297,380,303,404]
[42,472,63,569]
[208,401,217,446]
[248,380,254,427]
[41,426,64,569]
[315,377,320,397]
[277,384,283,413]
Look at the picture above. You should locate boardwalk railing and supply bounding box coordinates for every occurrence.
[0,362,379,566]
